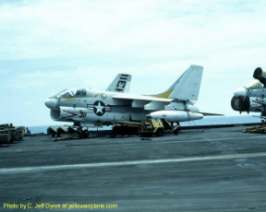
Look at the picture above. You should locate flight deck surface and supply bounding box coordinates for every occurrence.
[0,126,266,211]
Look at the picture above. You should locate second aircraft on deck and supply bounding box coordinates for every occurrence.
[231,67,266,120]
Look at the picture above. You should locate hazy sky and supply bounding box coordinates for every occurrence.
[1,0,266,126]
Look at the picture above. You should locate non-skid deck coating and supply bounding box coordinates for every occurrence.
[1,126,266,211]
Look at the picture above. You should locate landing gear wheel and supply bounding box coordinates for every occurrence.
[155,128,164,137]
[79,129,89,138]
[173,122,181,135]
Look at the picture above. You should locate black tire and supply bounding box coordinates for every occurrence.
[80,130,89,138]
[173,129,180,135]
[155,128,164,137]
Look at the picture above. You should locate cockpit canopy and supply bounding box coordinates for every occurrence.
[75,89,87,97]
[53,89,91,98]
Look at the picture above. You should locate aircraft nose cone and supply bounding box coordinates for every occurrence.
[234,87,247,97]
[45,98,58,109]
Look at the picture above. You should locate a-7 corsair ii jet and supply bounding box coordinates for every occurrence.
[45,65,212,135]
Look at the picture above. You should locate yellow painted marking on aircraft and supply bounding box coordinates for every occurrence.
[154,89,172,98]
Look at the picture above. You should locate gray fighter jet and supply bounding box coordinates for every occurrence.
[45,65,207,127]
[231,67,266,118]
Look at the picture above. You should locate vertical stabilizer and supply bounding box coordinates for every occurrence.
[106,73,132,93]
[155,65,203,102]
[170,65,203,101]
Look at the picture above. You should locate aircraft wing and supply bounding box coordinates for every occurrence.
[112,93,171,110]
[113,94,223,115]
[200,112,224,116]
[113,93,171,102]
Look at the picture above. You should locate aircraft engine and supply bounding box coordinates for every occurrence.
[253,67,266,86]
[231,95,266,113]
[147,110,203,122]
[50,107,88,122]
[231,96,250,112]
